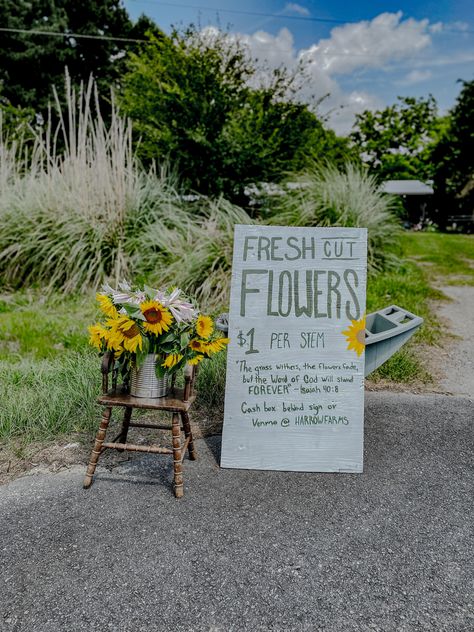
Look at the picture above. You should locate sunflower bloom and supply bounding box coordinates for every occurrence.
[189,339,205,352]
[162,353,183,369]
[108,316,143,353]
[188,355,205,365]
[105,328,125,353]
[140,300,173,335]
[88,324,109,350]
[342,316,366,357]
[200,337,230,355]
[96,294,119,319]
[196,315,214,339]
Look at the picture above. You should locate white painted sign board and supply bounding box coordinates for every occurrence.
[221,225,367,472]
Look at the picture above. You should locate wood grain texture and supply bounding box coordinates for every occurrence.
[98,388,195,412]
[83,406,112,488]
[85,365,198,497]
[172,412,184,498]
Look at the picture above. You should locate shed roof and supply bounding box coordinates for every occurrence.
[381,180,434,195]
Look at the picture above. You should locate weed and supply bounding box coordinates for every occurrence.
[370,346,432,384]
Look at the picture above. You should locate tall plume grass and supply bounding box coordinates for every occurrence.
[145,198,256,310]
[0,74,187,292]
[0,79,401,302]
[269,162,401,272]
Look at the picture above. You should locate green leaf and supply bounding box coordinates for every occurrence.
[144,284,156,300]
[135,336,150,368]
[159,332,175,344]
[155,361,167,378]
[123,304,145,321]
[160,343,175,353]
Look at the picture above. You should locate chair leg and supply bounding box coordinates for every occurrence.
[83,406,112,489]
[171,412,184,498]
[118,407,132,448]
[181,412,197,461]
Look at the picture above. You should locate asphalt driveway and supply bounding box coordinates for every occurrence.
[1,392,473,632]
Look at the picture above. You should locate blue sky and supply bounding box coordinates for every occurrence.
[123,1,474,134]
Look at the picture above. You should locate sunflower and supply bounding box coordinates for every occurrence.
[200,337,230,355]
[342,316,366,357]
[140,300,173,335]
[196,315,213,339]
[96,294,119,319]
[88,324,109,350]
[105,329,126,353]
[108,316,143,353]
[162,353,183,369]
[189,338,205,352]
[188,354,205,365]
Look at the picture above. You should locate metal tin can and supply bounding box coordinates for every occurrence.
[130,354,169,398]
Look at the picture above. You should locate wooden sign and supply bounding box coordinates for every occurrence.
[221,225,367,472]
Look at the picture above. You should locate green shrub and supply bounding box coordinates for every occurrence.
[196,350,227,412]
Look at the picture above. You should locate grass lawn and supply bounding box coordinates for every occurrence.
[0,292,227,444]
[0,232,472,444]
[367,232,473,383]
[401,232,474,284]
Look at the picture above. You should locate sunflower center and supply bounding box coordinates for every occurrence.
[356,329,366,345]
[122,323,140,339]
[143,307,162,323]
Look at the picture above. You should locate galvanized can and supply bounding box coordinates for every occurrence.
[130,354,169,398]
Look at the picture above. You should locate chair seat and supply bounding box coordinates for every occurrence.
[98,387,196,412]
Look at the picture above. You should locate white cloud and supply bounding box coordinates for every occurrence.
[429,22,443,34]
[202,12,448,134]
[445,21,470,32]
[301,12,433,75]
[284,3,310,17]
[240,27,296,71]
[398,69,433,85]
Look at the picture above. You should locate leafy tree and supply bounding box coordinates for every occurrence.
[351,96,442,182]
[120,27,353,199]
[431,80,474,223]
[222,89,356,200]
[0,94,36,142]
[0,0,156,113]
[120,28,252,196]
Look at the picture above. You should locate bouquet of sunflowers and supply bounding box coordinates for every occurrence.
[88,282,229,378]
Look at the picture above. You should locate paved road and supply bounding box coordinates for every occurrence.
[1,393,473,632]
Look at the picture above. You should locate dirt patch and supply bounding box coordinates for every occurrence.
[426,285,474,396]
[0,405,224,486]
[365,374,432,395]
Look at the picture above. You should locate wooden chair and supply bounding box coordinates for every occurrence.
[83,351,197,498]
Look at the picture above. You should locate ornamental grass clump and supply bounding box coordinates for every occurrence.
[88,282,229,379]
[270,162,401,273]
[0,74,189,293]
[147,197,256,310]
